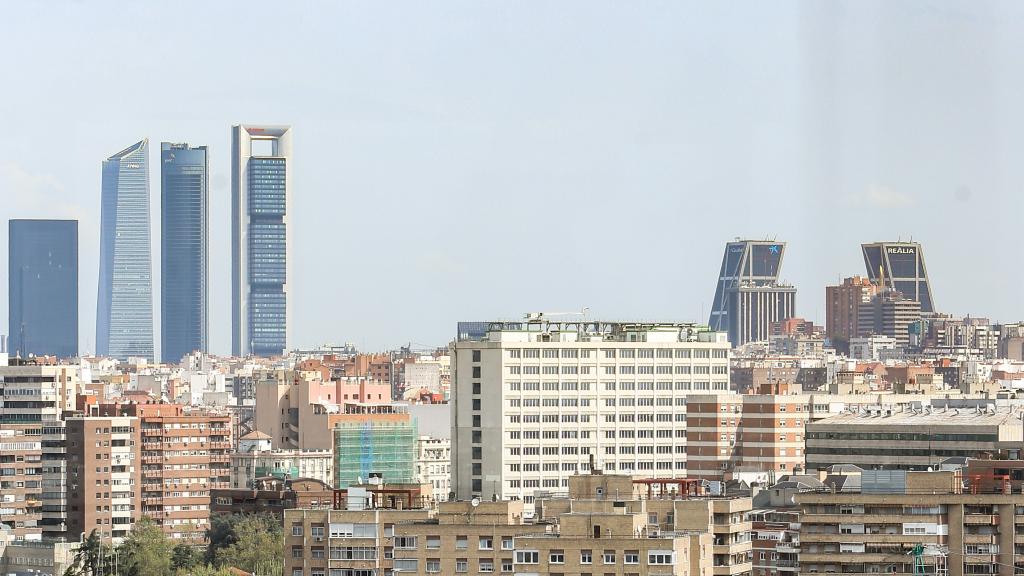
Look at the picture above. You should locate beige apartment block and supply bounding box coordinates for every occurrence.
[797,468,1024,576]
[285,472,751,576]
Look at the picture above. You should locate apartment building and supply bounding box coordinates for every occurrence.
[65,416,141,544]
[254,369,391,450]
[805,405,1024,471]
[231,447,334,489]
[749,509,799,576]
[686,394,810,480]
[97,402,231,542]
[825,276,880,353]
[285,472,752,576]
[797,468,1024,576]
[414,435,451,503]
[451,319,730,507]
[212,476,333,517]
[0,362,80,540]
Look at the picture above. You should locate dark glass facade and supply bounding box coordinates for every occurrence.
[247,157,287,356]
[8,220,78,358]
[161,143,208,363]
[708,240,787,339]
[861,242,935,313]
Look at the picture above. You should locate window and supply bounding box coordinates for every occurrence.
[472,350,481,362]
[479,536,494,550]
[393,560,418,572]
[426,559,441,573]
[426,535,441,549]
[550,550,565,564]
[624,550,639,564]
[501,537,514,550]
[456,559,468,573]
[311,526,324,538]
[291,546,304,558]
[648,551,674,565]
[394,536,417,549]
[501,559,513,572]
[515,551,539,564]
[603,550,616,564]
[456,536,468,549]
[580,550,593,564]
[291,524,303,537]
[479,559,494,573]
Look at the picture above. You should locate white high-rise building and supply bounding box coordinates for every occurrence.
[451,318,730,508]
[231,125,293,358]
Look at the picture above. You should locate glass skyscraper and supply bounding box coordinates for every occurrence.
[8,219,78,358]
[97,139,154,360]
[232,125,292,357]
[862,241,935,313]
[161,142,208,363]
[708,239,796,345]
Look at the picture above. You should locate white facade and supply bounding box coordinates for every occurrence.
[414,435,451,502]
[849,335,897,360]
[451,321,730,508]
[230,449,334,489]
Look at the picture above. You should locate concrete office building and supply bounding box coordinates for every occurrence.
[65,416,141,544]
[97,139,154,361]
[862,240,936,313]
[161,143,208,363]
[8,220,78,359]
[451,318,730,507]
[708,240,796,346]
[231,125,292,357]
[804,405,1023,471]
[857,290,922,347]
[798,468,1024,576]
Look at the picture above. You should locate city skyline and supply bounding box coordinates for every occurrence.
[2,2,1023,355]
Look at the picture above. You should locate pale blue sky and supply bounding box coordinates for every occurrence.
[1,1,1022,355]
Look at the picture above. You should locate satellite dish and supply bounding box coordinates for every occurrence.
[471,497,481,507]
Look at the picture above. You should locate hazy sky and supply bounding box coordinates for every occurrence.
[2,1,1023,356]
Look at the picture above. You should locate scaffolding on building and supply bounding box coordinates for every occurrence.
[333,418,418,488]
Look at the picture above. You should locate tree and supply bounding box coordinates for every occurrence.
[64,530,108,576]
[214,515,283,576]
[185,566,235,576]
[171,543,203,574]
[118,517,173,576]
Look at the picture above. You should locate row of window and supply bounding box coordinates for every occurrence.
[515,549,674,565]
[507,348,726,359]
[509,365,726,375]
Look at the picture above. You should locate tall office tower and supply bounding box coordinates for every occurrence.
[824,276,880,353]
[451,319,730,509]
[861,241,935,313]
[65,416,141,544]
[8,219,79,358]
[231,125,292,357]
[161,143,208,363]
[97,139,154,361]
[708,240,796,346]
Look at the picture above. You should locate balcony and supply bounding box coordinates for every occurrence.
[965,514,999,526]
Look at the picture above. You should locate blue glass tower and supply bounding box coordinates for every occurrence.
[161,143,208,363]
[708,239,795,345]
[232,125,291,357]
[97,139,154,360]
[8,220,78,358]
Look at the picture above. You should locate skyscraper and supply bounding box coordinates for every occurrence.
[231,125,291,357]
[861,241,935,313]
[8,219,79,358]
[708,239,796,346]
[161,142,208,363]
[97,139,154,361]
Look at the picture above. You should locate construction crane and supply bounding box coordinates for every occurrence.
[910,543,948,576]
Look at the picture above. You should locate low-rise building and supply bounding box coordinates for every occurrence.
[797,467,1024,575]
[212,477,333,517]
[805,404,1024,471]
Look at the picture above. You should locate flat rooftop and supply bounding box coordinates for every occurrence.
[812,406,1023,428]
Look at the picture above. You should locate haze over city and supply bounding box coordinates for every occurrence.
[2,1,1023,357]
